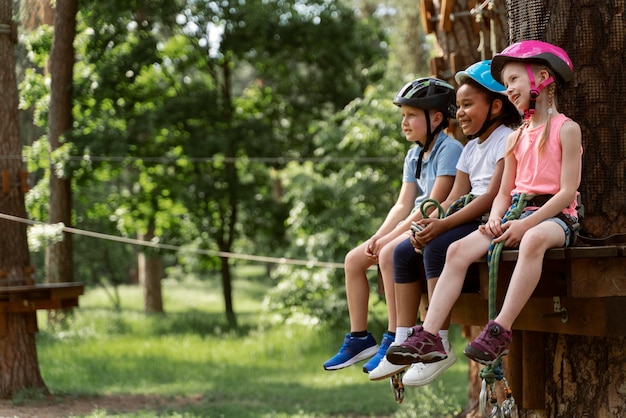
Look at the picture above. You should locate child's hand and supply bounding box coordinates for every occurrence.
[480,217,504,237]
[410,222,426,251]
[365,236,380,261]
[493,220,527,247]
[416,218,445,244]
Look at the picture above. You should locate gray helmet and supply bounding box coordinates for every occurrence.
[393,77,457,119]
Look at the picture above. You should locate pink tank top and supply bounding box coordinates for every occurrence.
[511,113,582,217]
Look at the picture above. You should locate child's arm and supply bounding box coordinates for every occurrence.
[365,181,417,259]
[482,133,518,237]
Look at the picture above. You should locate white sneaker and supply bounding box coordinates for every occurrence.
[402,347,457,386]
[369,353,408,381]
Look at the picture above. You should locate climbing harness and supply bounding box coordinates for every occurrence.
[479,193,530,418]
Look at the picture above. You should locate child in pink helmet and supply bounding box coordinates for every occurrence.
[386,40,583,367]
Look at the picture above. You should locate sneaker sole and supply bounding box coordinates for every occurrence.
[386,348,447,365]
[402,354,457,386]
[323,345,380,370]
[463,345,508,366]
[368,364,408,381]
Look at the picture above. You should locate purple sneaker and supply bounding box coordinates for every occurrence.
[385,326,447,365]
[463,320,512,365]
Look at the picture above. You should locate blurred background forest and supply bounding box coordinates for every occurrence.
[18,0,441,329]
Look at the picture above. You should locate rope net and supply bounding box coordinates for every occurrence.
[505,0,626,236]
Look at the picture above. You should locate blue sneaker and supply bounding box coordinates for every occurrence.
[362,332,395,373]
[323,332,379,371]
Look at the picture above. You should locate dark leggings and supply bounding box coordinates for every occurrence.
[393,238,425,284]
[423,221,481,279]
[393,221,481,283]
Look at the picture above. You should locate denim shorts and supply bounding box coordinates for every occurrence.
[519,209,577,247]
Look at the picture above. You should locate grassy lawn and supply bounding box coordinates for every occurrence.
[31,268,470,417]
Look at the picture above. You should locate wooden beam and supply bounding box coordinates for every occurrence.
[452,294,626,337]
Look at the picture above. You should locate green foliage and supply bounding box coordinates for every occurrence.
[263,81,414,327]
[18,0,388,293]
[34,278,467,417]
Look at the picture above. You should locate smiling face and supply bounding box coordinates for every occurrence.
[455,83,493,137]
[500,61,532,112]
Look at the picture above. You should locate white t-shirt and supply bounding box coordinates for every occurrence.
[456,124,512,196]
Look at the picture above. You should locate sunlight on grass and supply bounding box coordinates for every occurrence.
[34,271,470,417]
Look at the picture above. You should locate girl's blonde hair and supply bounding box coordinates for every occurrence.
[505,65,557,157]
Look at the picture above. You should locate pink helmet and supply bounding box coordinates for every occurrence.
[491,40,574,85]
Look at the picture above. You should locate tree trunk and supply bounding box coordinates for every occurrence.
[0,0,47,398]
[220,256,237,328]
[544,334,626,417]
[138,228,163,313]
[45,0,76,292]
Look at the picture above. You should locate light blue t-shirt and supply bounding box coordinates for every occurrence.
[402,131,463,210]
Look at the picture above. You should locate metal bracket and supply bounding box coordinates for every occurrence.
[540,296,569,323]
[552,296,569,323]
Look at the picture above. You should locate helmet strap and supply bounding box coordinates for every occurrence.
[468,100,498,140]
[524,64,555,119]
[416,112,434,179]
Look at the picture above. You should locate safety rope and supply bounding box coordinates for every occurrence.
[412,194,476,236]
[479,192,530,418]
[486,193,529,319]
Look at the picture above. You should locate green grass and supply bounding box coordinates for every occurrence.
[32,270,469,417]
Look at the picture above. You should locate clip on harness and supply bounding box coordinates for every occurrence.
[480,193,534,418]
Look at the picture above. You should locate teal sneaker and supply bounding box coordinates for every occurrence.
[362,332,395,373]
[323,332,378,371]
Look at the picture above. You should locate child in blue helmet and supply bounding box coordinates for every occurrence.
[323,78,463,373]
[386,40,582,369]
[369,61,521,385]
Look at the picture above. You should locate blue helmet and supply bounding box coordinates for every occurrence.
[455,60,506,95]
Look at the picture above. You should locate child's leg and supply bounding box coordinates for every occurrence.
[344,241,377,332]
[464,219,567,366]
[378,234,413,334]
[324,241,379,371]
[392,237,424,335]
[386,230,492,365]
[423,229,492,334]
[365,234,414,377]
[495,221,565,330]
[422,221,480,339]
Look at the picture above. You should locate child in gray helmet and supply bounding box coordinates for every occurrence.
[324,78,462,373]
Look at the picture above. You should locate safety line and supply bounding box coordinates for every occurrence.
[0,212,347,270]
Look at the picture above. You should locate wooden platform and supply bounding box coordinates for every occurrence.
[0,282,84,312]
[449,244,626,409]
[0,282,85,335]
[450,245,626,337]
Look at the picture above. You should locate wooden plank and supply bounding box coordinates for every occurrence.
[439,0,456,32]
[569,257,626,297]
[452,295,626,337]
[0,298,79,313]
[521,331,545,409]
[507,331,524,408]
[0,283,84,313]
